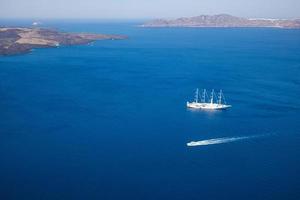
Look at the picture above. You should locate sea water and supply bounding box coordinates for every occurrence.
[0,20,300,200]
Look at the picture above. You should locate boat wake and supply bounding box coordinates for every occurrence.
[187,135,263,147]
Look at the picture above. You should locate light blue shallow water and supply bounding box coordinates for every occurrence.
[0,20,300,200]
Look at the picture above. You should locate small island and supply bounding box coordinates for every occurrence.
[141,14,300,29]
[0,27,127,56]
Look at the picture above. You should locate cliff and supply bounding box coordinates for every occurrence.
[0,27,127,56]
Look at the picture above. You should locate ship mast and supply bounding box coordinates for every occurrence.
[210,89,214,104]
[218,90,222,104]
[195,88,199,103]
[201,89,206,103]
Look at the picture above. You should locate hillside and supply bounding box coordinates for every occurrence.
[0,27,126,55]
[141,14,300,28]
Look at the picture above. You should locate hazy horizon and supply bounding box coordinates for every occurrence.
[0,0,300,20]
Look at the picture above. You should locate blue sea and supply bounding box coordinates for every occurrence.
[1,20,300,200]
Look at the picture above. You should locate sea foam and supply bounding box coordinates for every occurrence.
[187,135,264,147]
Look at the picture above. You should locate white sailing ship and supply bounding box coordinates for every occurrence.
[186,89,231,110]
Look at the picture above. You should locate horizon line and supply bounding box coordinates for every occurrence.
[0,13,300,21]
[0,14,299,22]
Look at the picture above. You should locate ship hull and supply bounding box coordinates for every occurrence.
[187,102,231,110]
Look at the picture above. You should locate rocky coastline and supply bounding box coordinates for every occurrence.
[0,27,127,56]
[141,14,300,29]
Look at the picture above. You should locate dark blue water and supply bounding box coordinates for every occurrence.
[1,20,300,200]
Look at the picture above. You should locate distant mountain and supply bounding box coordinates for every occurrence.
[141,14,300,29]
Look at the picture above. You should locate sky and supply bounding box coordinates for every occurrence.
[0,0,299,19]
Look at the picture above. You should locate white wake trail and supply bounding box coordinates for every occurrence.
[187,135,262,147]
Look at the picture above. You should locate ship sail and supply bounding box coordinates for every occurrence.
[187,89,231,110]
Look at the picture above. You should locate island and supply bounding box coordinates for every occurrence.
[141,14,300,29]
[0,27,127,56]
